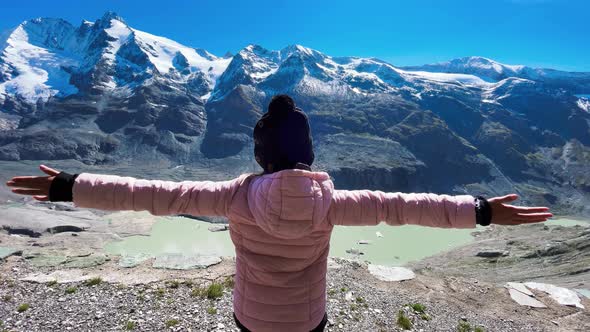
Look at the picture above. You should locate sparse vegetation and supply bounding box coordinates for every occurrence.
[410,303,426,313]
[327,288,337,296]
[191,287,203,297]
[156,288,165,297]
[166,280,179,289]
[457,320,472,332]
[205,282,223,299]
[222,276,234,289]
[84,277,102,286]
[17,303,30,313]
[2,295,12,302]
[47,280,58,287]
[340,287,348,292]
[420,313,431,321]
[456,319,486,332]
[124,320,136,330]
[355,296,365,303]
[182,280,193,287]
[397,310,412,330]
[165,319,179,328]
[207,306,217,315]
[65,287,77,294]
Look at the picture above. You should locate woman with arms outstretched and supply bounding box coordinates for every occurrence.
[6,94,552,332]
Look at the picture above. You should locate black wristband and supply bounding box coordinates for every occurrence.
[475,196,492,226]
[48,172,79,202]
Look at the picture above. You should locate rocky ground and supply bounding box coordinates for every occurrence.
[409,223,590,290]
[1,256,588,332]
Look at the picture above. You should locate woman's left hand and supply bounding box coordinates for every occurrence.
[488,194,553,225]
[5,165,61,201]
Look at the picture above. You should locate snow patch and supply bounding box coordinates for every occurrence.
[0,25,79,103]
[132,29,230,84]
[399,69,492,86]
[577,97,589,113]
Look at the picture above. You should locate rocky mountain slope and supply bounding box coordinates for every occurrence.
[1,12,590,216]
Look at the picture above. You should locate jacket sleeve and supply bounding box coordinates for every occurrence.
[72,173,246,217]
[327,189,476,228]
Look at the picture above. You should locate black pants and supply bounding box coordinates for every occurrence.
[234,313,329,332]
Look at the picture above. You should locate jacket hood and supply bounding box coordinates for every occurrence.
[247,169,334,239]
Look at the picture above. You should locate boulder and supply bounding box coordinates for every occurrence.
[118,254,151,268]
[525,282,585,309]
[368,265,415,282]
[152,254,221,270]
[346,248,364,255]
[476,250,509,258]
[507,288,547,308]
[208,225,229,232]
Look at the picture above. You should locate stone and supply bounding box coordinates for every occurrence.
[507,288,546,308]
[505,282,534,296]
[63,254,108,268]
[525,282,585,309]
[476,250,509,258]
[152,254,221,270]
[345,248,364,255]
[208,225,229,232]
[27,255,68,267]
[376,232,384,238]
[20,271,97,284]
[46,225,86,233]
[118,254,151,268]
[345,291,354,301]
[368,265,415,282]
[358,240,371,245]
[0,247,22,259]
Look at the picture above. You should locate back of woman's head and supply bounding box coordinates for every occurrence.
[253,95,314,173]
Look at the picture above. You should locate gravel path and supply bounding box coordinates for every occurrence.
[1,259,587,332]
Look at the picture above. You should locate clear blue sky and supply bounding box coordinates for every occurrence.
[1,0,588,71]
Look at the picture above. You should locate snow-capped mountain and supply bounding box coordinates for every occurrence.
[2,13,589,110]
[1,12,590,216]
[210,44,406,101]
[0,12,230,105]
[402,56,526,82]
[403,56,590,93]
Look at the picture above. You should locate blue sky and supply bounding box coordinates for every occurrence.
[1,0,588,71]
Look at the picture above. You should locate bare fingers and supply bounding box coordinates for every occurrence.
[509,212,553,224]
[40,164,60,176]
[10,188,47,196]
[508,205,550,213]
[7,176,51,188]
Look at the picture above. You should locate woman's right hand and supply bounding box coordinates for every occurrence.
[488,194,553,225]
[5,165,61,201]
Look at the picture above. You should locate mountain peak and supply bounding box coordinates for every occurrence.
[281,44,316,56]
[98,11,125,24]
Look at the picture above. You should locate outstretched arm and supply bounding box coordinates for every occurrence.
[328,189,551,228]
[6,165,245,217]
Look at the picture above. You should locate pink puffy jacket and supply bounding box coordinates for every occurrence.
[72,169,476,332]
